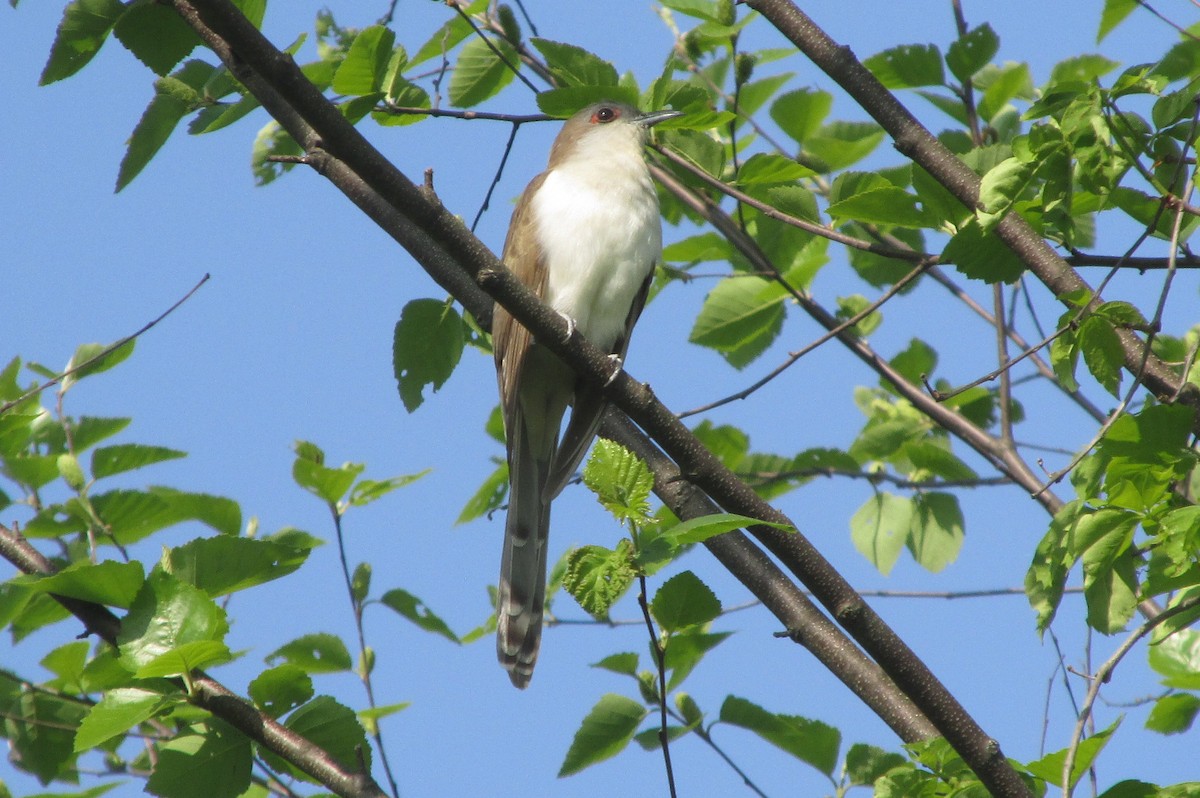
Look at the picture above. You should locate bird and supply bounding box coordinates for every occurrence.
[492,101,681,688]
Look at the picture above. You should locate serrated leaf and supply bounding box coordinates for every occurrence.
[135,639,232,678]
[582,440,653,524]
[292,444,364,504]
[736,153,814,185]
[117,571,228,673]
[651,571,720,632]
[946,24,998,82]
[771,88,832,145]
[248,664,313,717]
[30,560,145,608]
[689,276,787,369]
[64,339,135,388]
[535,86,640,118]
[408,0,483,67]
[393,299,465,412]
[1145,693,1200,734]
[1078,316,1124,397]
[563,541,636,617]
[165,536,309,597]
[558,694,648,776]
[40,0,125,85]
[457,460,508,524]
[91,443,186,478]
[146,719,252,798]
[75,687,178,751]
[117,60,215,191]
[660,512,790,548]
[331,25,396,95]
[265,633,352,674]
[864,43,945,89]
[850,492,912,575]
[831,185,929,228]
[349,470,430,507]
[380,588,459,643]
[1098,0,1138,42]
[448,35,518,108]
[907,492,964,572]
[1026,719,1120,788]
[265,696,369,783]
[531,38,618,87]
[941,219,1026,283]
[805,121,885,171]
[720,696,841,776]
[845,743,908,786]
[664,629,730,689]
[112,2,200,76]
[592,652,639,675]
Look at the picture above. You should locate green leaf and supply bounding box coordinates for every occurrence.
[977,62,1033,122]
[265,696,370,783]
[591,652,639,676]
[1145,693,1200,734]
[118,60,215,191]
[112,1,200,76]
[1149,628,1200,688]
[850,492,912,575]
[736,153,815,185]
[941,219,1026,283]
[659,512,789,548]
[408,0,483,66]
[805,121,885,171]
[91,443,186,478]
[650,571,721,632]
[145,719,252,798]
[1098,0,1138,41]
[265,633,353,674]
[331,25,396,95]
[977,156,1036,222]
[74,416,132,451]
[30,560,145,608]
[563,541,636,618]
[582,440,653,524]
[165,536,309,597]
[664,630,731,690]
[827,186,928,228]
[536,86,640,118]
[291,441,364,504]
[946,24,999,82]
[719,696,841,776]
[40,0,125,85]
[845,743,908,786]
[448,35,518,107]
[75,687,178,751]
[251,120,303,185]
[118,571,229,674]
[135,639,232,678]
[350,470,429,507]
[393,299,465,412]
[457,460,509,524]
[1078,316,1124,397]
[380,588,460,643]
[558,694,648,776]
[770,88,832,145]
[248,664,314,717]
[907,492,964,573]
[1027,719,1120,788]
[689,276,788,369]
[864,43,945,89]
[660,0,723,21]
[64,339,136,388]
[1084,550,1138,634]
[531,38,618,87]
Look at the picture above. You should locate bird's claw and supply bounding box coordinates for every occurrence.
[557,311,576,343]
[604,353,623,387]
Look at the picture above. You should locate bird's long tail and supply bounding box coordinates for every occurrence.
[496,415,552,689]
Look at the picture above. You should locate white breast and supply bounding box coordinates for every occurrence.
[531,144,660,352]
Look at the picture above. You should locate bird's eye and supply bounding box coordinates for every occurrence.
[593,107,617,123]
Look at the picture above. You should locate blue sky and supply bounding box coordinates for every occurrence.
[3,1,1198,796]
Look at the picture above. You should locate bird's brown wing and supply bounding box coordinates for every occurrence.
[545,268,654,499]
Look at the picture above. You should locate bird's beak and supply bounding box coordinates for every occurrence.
[636,109,684,128]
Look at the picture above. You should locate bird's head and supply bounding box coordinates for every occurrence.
[548,102,682,167]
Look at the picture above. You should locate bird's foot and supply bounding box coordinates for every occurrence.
[556,311,576,343]
[604,353,623,387]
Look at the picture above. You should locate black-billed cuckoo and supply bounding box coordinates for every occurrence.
[493,101,681,688]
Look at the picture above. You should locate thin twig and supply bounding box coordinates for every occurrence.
[0,274,210,416]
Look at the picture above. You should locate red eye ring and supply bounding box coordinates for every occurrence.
[593,106,617,123]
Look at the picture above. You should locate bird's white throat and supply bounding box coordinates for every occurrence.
[530,138,660,353]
